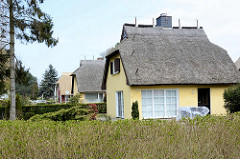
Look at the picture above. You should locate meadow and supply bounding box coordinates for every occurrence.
[0,114,240,158]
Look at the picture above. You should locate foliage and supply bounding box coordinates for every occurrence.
[0,103,106,120]
[15,60,38,99]
[4,94,22,119]
[29,106,88,121]
[69,93,81,104]
[39,64,58,99]
[0,50,10,96]
[131,101,139,120]
[1,0,58,120]
[224,84,240,113]
[88,103,98,121]
[1,115,240,158]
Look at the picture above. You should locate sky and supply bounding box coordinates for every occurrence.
[15,0,240,82]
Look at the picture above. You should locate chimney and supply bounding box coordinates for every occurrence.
[152,18,155,27]
[97,57,104,61]
[135,17,137,27]
[178,19,181,29]
[156,13,172,28]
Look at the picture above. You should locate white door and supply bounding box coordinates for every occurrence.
[116,91,124,118]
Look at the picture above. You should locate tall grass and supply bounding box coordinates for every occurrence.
[0,114,240,158]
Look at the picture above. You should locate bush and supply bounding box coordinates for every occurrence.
[131,101,139,120]
[29,106,88,121]
[224,84,240,113]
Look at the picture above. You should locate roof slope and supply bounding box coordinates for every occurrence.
[104,25,240,87]
[235,57,240,70]
[73,60,105,92]
[57,72,72,95]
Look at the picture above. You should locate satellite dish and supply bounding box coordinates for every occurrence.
[65,90,69,95]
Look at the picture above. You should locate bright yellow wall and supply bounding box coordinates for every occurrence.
[130,85,229,119]
[106,54,132,119]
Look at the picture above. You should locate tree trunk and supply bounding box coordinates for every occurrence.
[9,0,16,120]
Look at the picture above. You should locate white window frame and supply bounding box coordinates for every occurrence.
[115,91,124,118]
[141,89,179,119]
[112,61,119,74]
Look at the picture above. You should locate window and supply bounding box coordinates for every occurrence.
[110,58,120,75]
[85,93,104,103]
[141,89,178,118]
[116,91,124,118]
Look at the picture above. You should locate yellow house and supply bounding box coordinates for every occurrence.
[71,59,105,103]
[102,21,240,119]
[55,72,73,103]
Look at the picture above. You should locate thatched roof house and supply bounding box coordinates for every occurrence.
[71,60,105,103]
[102,15,240,119]
[235,57,240,71]
[103,25,240,88]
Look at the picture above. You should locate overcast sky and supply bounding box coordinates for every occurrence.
[15,0,240,82]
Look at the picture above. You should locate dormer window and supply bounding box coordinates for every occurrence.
[110,58,120,75]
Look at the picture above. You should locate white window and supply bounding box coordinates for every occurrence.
[116,91,124,118]
[85,93,104,103]
[141,89,178,118]
[110,58,120,75]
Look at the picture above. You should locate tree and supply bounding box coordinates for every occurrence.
[0,49,10,96]
[223,84,240,113]
[0,0,58,120]
[39,64,58,99]
[15,60,38,99]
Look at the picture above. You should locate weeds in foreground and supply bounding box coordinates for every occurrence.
[0,114,240,158]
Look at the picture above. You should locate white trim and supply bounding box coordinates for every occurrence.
[115,91,124,118]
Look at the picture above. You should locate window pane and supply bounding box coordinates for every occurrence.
[154,90,164,96]
[166,90,172,96]
[166,97,171,104]
[172,90,176,96]
[85,93,98,99]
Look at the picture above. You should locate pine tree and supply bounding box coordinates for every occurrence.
[39,64,58,99]
[0,0,58,120]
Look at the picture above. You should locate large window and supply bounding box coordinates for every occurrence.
[141,89,178,118]
[85,93,104,103]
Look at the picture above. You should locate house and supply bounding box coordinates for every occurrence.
[235,57,240,71]
[71,59,105,103]
[55,72,73,103]
[102,14,240,119]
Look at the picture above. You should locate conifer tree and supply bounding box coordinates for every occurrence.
[0,0,58,120]
[39,64,58,99]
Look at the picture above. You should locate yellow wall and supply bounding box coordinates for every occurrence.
[130,85,229,119]
[106,54,132,119]
[106,56,230,119]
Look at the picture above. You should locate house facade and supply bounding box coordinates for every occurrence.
[55,72,73,103]
[71,59,105,103]
[102,15,240,119]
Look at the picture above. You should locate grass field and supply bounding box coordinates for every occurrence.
[0,114,240,158]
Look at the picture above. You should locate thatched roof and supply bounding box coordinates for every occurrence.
[72,60,105,93]
[235,57,240,71]
[57,72,72,95]
[102,25,240,88]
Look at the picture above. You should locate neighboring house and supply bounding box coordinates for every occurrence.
[102,14,240,119]
[55,72,73,103]
[71,59,105,103]
[235,57,240,71]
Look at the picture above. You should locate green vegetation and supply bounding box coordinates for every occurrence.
[0,103,106,120]
[29,106,88,121]
[131,101,139,119]
[39,64,58,99]
[0,114,240,158]
[224,83,240,113]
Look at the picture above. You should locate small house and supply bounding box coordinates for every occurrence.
[71,59,105,103]
[102,15,240,119]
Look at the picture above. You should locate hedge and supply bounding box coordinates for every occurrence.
[0,103,106,120]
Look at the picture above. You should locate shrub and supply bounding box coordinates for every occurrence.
[29,106,88,121]
[224,84,240,113]
[69,93,81,104]
[131,101,139,120]
[88,104,98,121]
